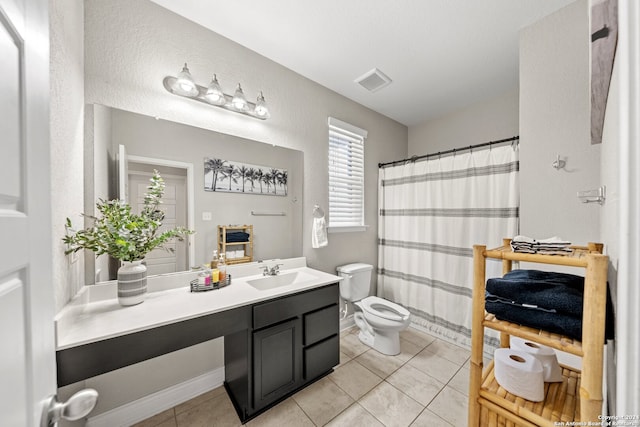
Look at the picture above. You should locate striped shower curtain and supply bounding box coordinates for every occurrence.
[377,144,519,349]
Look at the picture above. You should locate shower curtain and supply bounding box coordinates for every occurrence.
[377,144,519,348]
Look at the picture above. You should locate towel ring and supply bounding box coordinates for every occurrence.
[313,204,325,218]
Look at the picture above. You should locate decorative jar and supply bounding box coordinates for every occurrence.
[117,261,147,306]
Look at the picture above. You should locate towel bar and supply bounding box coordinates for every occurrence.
[251,211,286,216]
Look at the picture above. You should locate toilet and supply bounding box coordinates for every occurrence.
[336,263,411,355]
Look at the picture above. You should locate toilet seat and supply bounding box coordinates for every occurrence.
[361,296,410,322]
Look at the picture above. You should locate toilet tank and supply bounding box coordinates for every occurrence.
[336,263,373,302]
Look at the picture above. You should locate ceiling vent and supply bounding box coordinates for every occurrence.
[354,68,392,93]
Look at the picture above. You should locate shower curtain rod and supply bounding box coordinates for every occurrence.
[378,135,519,169]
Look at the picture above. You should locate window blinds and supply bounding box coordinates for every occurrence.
[328,118,367,228]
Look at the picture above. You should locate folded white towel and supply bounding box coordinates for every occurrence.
[537,236,571,245]
[511,235,571,254]
[512,235,537,244]
[312,216,328,248]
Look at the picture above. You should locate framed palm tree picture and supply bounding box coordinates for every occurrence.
[204,157,288,196]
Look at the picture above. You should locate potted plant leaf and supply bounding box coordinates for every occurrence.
[64,170,194,306]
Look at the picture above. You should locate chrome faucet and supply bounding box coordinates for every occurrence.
[260,264,284,276]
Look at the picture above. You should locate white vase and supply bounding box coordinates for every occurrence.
[117,261,147,306]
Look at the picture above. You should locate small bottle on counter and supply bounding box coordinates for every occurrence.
[211,267,220,283]
[210,250,220,282]
[198,269,211,286]
[218,253,227,283]
[210,250,218,269]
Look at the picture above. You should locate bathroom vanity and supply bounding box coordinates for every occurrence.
[55,258,340,423]
[225,282,339,420]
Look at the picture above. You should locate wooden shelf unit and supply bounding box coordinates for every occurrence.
[468,239,608,427]
[218,225,253,265]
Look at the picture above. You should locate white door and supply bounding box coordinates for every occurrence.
[129,171,188,275]
[0,0,57,425]
[0,1,97,426]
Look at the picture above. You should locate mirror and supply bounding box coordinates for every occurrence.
[85,104,303,284]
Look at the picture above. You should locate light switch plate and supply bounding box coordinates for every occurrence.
[202,211,212,221]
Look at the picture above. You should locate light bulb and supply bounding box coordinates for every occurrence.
[231,84,248,111]
[254,91,270,118]
[205,74,225,105]
[174,63,198,97]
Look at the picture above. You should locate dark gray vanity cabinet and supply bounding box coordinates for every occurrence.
[302,303,339,380]
[253,317,302,409]
[225,283,339,423]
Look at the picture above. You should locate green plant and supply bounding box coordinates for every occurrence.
[63,171,194,262]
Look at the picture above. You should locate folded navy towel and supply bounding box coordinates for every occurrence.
[486,293,583,341]
[486,270,584,317]
[485,269,615,341]
[226,232,250,242]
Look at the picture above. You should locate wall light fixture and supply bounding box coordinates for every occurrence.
[163,63,270,120]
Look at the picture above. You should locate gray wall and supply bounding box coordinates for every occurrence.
[519,0,601,252]
[408,87,519,155]
[50,0,85,311]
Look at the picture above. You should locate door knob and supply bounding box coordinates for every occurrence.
[41,389,98,427]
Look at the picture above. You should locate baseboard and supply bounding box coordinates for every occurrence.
[340,315,355,331]
[86,367,225,427]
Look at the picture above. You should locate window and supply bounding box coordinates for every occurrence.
[328,117,368,232]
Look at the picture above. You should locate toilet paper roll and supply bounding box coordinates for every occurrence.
[494,348,544,402]
[510,337,563,382]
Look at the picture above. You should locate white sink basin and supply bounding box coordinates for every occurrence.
[247,270,316,291]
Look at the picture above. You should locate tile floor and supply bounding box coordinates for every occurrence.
[133,326,472,427]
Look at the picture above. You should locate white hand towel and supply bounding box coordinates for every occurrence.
[312,216,328,248]
[512,235,537,243]
[537,236,571,245]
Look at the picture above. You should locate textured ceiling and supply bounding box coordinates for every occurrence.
[151,0,576,126]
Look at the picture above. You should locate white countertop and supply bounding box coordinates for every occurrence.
[55,258,342,351]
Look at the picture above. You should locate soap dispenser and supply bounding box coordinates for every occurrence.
[218,253,227,283]
[210,250,220,282]
[210,249,218,269]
